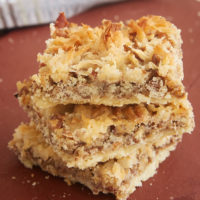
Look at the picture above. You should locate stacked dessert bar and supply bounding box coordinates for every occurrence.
[9,13,194,200]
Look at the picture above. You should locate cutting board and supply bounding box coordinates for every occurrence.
[0,0,200,199]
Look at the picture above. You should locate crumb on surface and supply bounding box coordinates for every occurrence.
[32,181,37,186]
[114,15,119,21]
[45,175,50,179]
[189,38,194,44]
[166,16,173,21]
[62,193,66,198]
[8,37,14,44]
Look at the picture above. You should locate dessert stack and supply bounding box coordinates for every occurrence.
[9,13,194,200]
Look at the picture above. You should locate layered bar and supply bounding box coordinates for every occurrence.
[17,87,194,169]
[9,124,183,200]
[16,14,185,107]
[9,13,195,200]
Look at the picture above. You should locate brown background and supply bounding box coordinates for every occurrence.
[0,0,200,199]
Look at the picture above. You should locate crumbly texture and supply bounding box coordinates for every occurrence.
[16,13,186,106]
[9,13,195,200]
[17,88,194,169]
[8,124,182,200]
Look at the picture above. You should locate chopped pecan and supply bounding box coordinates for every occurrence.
[129,32,137,42]
[55,12,69,28]
[69,72,78,78]
[132,135,139,144]
[148,77,162,92]
[108,125,116,134]
[63,46,72,51]
[19,86,29,96]
[152,54,160,65]
[91,70,97,79]
[155,31,167,39]
[124,44,132,52]
[124,44,144,63]
[39,63,46,68]
[133,51,144,63]
[74,40,81,51]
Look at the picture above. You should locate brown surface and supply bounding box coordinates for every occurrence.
[0,0,200,200]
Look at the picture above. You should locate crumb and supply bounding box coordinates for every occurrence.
[8,37,14,44]
[197,11,200,17]
[196,0,200,2]
[62,193,66,198]
[188,28,193,33]
[27,179,31,183]
[114,15,119,21]
[32,181,37,186]
[166,16,173,21]
[45,175,49,179]
[169,196,174,200]
[0,78,3,83]
[189,38,194,44]
[149,182,153,186]
[31,173,35,178]
[11,176,16,180]
[156,197,159,200]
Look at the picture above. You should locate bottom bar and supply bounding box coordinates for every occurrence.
[9,123,182,200]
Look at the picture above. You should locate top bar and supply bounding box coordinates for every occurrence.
[19,13,185,107]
